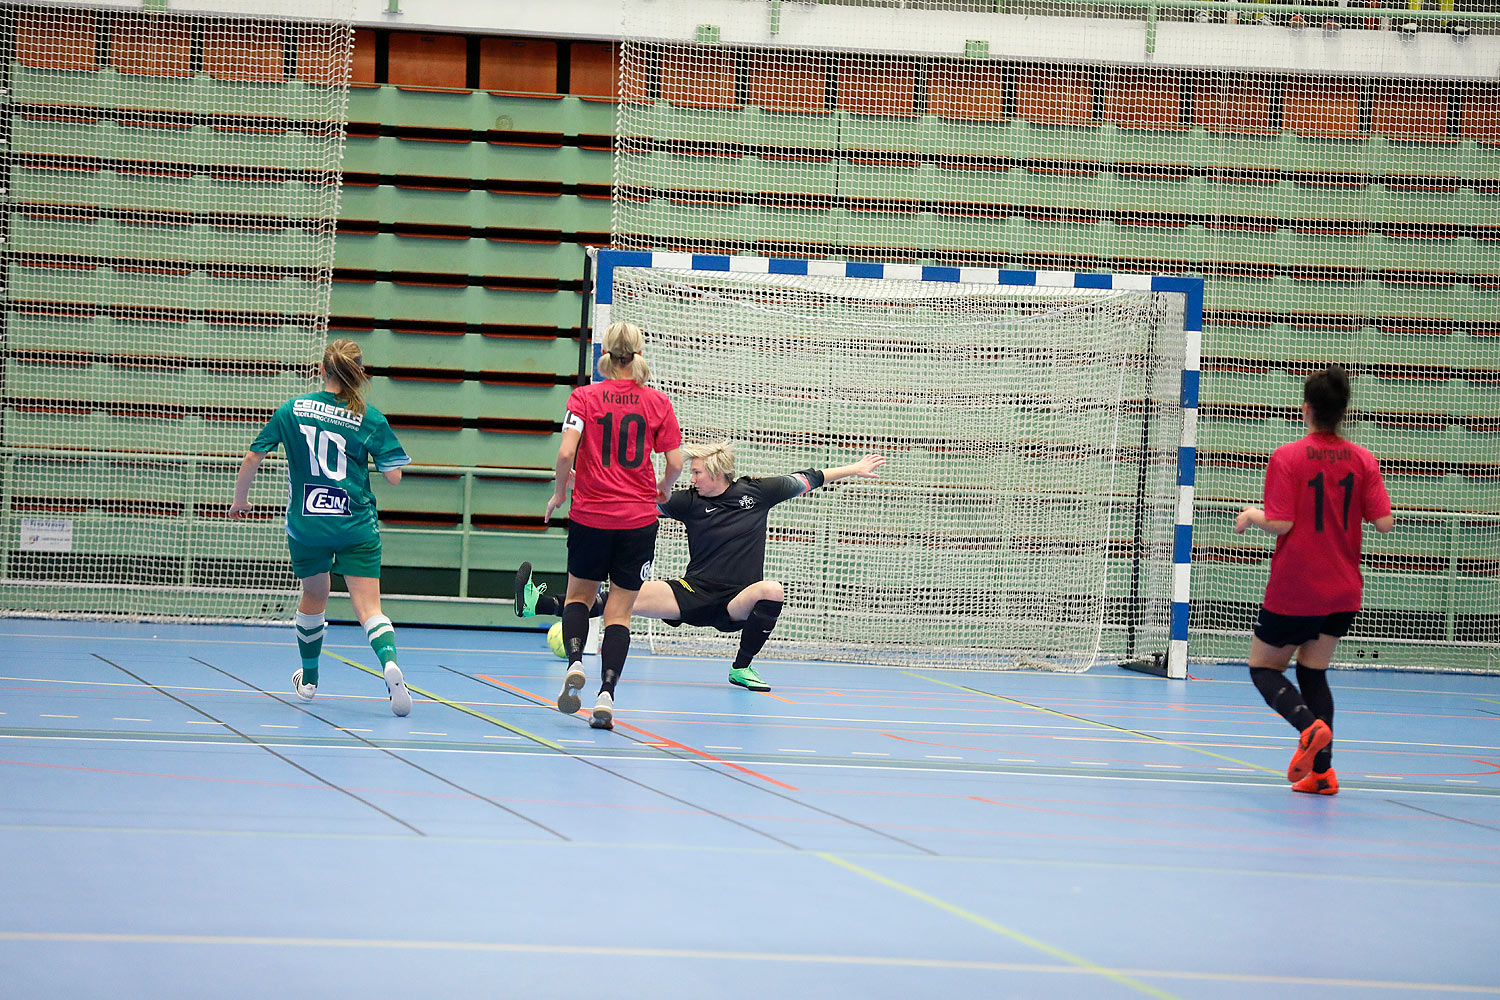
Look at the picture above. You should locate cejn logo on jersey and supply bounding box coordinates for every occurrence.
[303,484,351,516]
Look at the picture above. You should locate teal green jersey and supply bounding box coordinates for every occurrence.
[250,391,410,547]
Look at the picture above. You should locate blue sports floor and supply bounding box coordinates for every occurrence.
[2,618,1498,999]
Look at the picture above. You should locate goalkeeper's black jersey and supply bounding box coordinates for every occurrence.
[658,469,825,588]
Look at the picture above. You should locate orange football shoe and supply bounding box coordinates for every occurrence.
[1292,768,1339,795]
[1287,719,1332,783]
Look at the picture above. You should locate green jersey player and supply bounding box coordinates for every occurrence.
[230,339,414,716]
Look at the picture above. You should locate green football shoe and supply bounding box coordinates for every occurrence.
[728,666,771,692]
[514,561,546,618]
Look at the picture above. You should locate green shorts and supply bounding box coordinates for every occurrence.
[287,534,383,580]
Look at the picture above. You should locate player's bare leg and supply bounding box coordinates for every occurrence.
[627,580,683,620]
[725,579,784,691]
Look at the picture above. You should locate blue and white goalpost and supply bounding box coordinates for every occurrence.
[588,248,1201,678]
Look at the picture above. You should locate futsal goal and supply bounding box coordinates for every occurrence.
[590,249,1202,676]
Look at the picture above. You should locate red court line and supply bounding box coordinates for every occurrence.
[475,674,800,790]
[609,719,801,791]
[480,676,583,716]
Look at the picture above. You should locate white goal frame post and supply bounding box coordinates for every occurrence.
[586,248,1203,679]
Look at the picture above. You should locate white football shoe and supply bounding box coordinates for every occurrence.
[384,663,412,717]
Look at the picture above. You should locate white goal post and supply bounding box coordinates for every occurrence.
[588,248,1203,678]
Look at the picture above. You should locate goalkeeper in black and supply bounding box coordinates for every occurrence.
[516,440,884,691]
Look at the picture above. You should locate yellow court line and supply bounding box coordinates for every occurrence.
[818,853,1184,1000]
[325,653,563,752]
[906,671,1280,775]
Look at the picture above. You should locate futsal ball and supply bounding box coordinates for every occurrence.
[547,622,566,659]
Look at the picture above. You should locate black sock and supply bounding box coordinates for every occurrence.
[732,600,782,671]
[600,623,630,696]
[561,601,590,663]
[1249,667,1317,732]
[539,594,603,618]
[1296,665,1335,771]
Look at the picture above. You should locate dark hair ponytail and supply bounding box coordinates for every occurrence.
[1304,365,1350,432]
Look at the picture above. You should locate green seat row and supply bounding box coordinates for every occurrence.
[330,281,581,328]
[11,116,339,171]
[6,312,315,361]
[10,166,331,219]
[348,85,617,137]
[333,232,588,281]
[347,329,580,375]
[379,526,566,573]
[370,471,555,518]
[383,425,560,469]
[340,184,612,232]
[1196,463,1500,513]
[9,65,347,120]
[9,264,326,314]
[625,107,1500,179]
[341,135,612,184]
[7,452,266,505]
[4,358,308,407]
[621,149,1500,227]
[1198,412,1498,464]
[370,378,569,422]
[612,201,1499,283]
[1199,322,1500,367]
[4,407,265,455]
[1208,278,1500,328]
[10,215,327,267]
[1209,370,1500,416]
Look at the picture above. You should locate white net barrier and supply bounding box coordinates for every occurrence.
[610,265,1183,670]
[1,5,353,620]
[613,1,1500,672]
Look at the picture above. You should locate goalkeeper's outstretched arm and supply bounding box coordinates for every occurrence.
[821,454,884,485]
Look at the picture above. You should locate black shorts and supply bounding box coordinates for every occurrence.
[663,576,747,633]
[1254,608,1358,648]
[567,521,658,591]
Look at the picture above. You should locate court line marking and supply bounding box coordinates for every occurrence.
[818,853,1183,1000]
[91,653,422,836]
[9,674,1497,752]
[326,653,564,751]
[1388,799,1500,835]
[466,670,938,855]
[906,671,1282,775]
[443,666,807,851]
[190,656,571,842]
[474,672,805,790]
[5,729,1500,798]
[2,932,1497,992]
[2,822,1497,888]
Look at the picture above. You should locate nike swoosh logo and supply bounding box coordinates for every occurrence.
[704,507,717,513]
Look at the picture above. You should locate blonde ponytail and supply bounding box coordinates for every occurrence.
[598,321,651,384]
[322,339,368,416]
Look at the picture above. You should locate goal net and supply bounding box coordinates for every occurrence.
[1,4,354,621]
[594,250,1195,672]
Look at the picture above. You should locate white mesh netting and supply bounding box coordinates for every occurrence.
[1,4,353,619]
